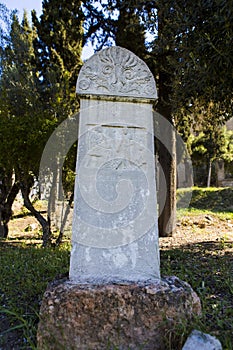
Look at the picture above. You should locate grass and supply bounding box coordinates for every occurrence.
[160,244,233,349]
[0,187,233,349]
[0,243,70,349]
[177,186,233,213]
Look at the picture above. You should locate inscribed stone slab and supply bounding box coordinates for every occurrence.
[70,47,159,283]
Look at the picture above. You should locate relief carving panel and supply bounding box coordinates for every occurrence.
[83,125,147,170]
[77,46,157,100]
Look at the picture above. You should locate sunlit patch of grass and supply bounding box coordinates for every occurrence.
[177,187,233,219]
[177,207,233,221]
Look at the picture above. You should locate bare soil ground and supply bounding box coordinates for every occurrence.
[160,214,233,250]
[8,198,233,249]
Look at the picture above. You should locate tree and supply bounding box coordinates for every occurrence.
[2,0,232,239]
[191,124,233,187]
[143,0,233,234]
[0,0,84,244]
[32,0,84,244]
[81,0,233,236]
[32,0,83,117]
[177,0,233,115]
[0,3,17,238]
[114,0,146,60]
[0,12,54,243]
[142,0,233,234]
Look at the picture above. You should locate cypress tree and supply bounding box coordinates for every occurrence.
[115,0,146,60]
[32,0,84,119]
[31,1,84,244]
[0,12,51,240]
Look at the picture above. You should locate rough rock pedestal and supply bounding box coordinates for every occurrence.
[37,276,201,350]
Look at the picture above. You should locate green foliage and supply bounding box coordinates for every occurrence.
[0,307,38,349]
[115,0,146,60]
[87,0,233,124]
[62,143,77,196]
[31,0,84,224]
[1,0,233,235]
[190,127,230,164]
[0,12,50,238]
[0,13,53,178]
[186,0,233,109]
[0,188,233,348]
[224,129,233,163]
[0,2,84,241]
[81,0,233,234]
[177,187,233,214]
[189,126,233,186]
[32,0,83,119]
[0,242,70,348]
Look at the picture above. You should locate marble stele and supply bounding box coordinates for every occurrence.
[69,46,160,283]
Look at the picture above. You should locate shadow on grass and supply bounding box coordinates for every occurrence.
[191,188,233,212]
[12,210,47,220]
[177,187,233,213]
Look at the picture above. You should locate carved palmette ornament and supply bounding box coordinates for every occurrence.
[77,46,157,100]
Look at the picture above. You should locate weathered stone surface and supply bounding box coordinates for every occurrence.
[76,46,157,100]
[37,276,201,350]
[182,329,222,350]
[70,46,160,283]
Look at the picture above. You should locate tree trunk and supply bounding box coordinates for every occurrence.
[215,159,225,187]
[56,192,74,246]
[20,181,52,247]
[207,160,212,187]
[0,182,20,239]
[156,6,177,237]
[157,119,177,237]
[156,68,177,236]
[0,206,8,238]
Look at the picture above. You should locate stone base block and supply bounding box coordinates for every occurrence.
[37,276,201,350]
